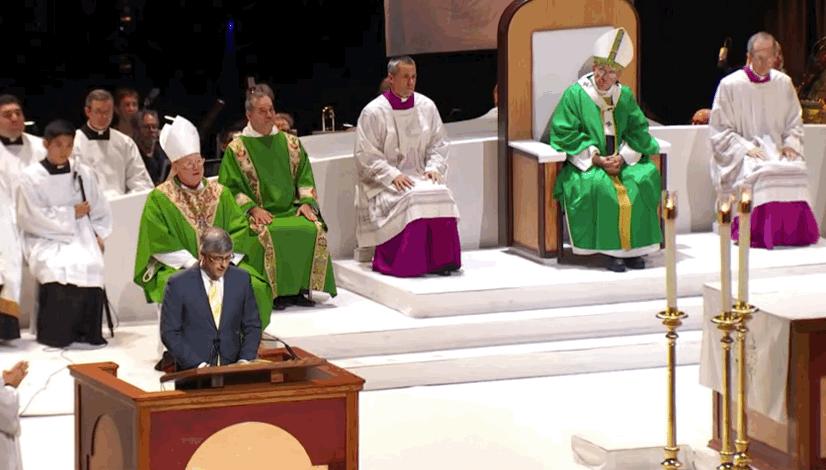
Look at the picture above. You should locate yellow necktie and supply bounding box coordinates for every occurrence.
[208,280,222,328]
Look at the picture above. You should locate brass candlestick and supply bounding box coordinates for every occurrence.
[712,309,740,470]
[732,301,757,470]
[658,191,685,470]
[714,196,738,469]
[657,307,687,470]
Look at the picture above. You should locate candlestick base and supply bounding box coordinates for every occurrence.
[656,308,687,325]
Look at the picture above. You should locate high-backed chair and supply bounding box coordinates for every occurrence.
[497,0,668,261]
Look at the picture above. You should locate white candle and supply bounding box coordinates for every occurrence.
[663,191,678,310]
[737,187,752,306]
[718,196,733,312]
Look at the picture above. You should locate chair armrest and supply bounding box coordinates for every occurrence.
[509,140,567,163]
[655,138,671,155]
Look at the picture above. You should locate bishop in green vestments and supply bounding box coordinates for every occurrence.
[134,116,274,328]
[219,84,336,309]
[549,27,662,272]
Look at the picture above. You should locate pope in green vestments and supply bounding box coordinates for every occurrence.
[133,116,275,328]
[218,85,336,307]
[549,27,662,272]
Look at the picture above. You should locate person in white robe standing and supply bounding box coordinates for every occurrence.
[73,89,153,198]
[0,360,27,470]
[710,32,820,248]
[354,56,461,277]
[0,95,45,341]
[18,120,112,347]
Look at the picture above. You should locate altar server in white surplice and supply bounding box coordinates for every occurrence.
[0,94,45,175]
[73,89,153,198]
[710,32,819,249]
[0,95,45,341]
[0,360,27,470]
[354,56,461,277]
[18,120,112,348]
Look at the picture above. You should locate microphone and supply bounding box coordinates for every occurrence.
[269,336,298,360]
[717,37,732,69]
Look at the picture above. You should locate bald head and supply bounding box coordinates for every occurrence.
[200,227,233,255]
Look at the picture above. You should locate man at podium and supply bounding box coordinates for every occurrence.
[160,227,261,371]
[549,27,662,272]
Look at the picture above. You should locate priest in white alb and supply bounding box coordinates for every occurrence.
[73,89,153,198]
[710,32,820,248]
[17,120,112,347]
[0,95,45,175]
[354,56,461,277]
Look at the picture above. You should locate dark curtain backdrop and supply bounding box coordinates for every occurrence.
[0,0,823,157]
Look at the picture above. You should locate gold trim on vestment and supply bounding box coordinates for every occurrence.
[610,175,633,251]
[0,298,20,319]
[284,133,301,180]
[298,186,317,200]
[228,137,263,207]
[249,219,278,298]
[156,179,223,247]
[309,221,330,293]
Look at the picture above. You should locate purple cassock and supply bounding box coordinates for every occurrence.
[370,90,462,277]
[733,201,819,249]
[729,67,821,249]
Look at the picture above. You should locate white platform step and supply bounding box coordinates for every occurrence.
[334,234,826,318]
[331,330,702,390]
[269,290,705,360]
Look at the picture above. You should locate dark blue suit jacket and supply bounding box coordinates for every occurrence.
[160,265,261,370]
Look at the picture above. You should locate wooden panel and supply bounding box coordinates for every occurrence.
[506,0,639,140]
[512,151,539,251]
[543,162,560,254]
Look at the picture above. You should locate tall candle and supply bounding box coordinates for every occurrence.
[737,186,752,306]
[718,195,733,312]
[663,191,678,310]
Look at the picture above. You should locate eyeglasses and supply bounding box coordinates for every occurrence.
[204,253,232,264]
[179,157,204,170]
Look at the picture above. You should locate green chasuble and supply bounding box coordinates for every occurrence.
[133,178,275,328]
[218,131,336,299]
[549,78,662,252]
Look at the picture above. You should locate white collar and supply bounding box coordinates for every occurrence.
[242,123,279,138]
[201,268,224,286]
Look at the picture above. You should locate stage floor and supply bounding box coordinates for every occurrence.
[334,233,826,317]
[18,365,712,470]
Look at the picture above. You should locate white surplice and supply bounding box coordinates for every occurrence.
[354,92,460,247]
[710,68,811,207]
[0,133,44,316]
[0,374,22,470]
[17,160,112,288]
[73,126,153,198]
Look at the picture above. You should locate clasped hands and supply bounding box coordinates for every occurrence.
[592,153,624,176]
[746,146,801,161]
[392,171,441,192]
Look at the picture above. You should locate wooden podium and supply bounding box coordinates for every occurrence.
[68,348,364,470]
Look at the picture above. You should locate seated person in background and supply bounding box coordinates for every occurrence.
[73,89,153,197]
[113,87,140,139]
[161,227,261,371]
[691,109,710,125]
[549,27,662,272]
[134,115,273,370]
[1,360,28,470]
[354,56,461,277]
[710,32,819,248]
[219,84,336,310]
[274,112,295,135]
[17,120,112,347]
[135,110,171,185]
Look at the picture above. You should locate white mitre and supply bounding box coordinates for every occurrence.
[593,27,634,69]
[159,115,200,162]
